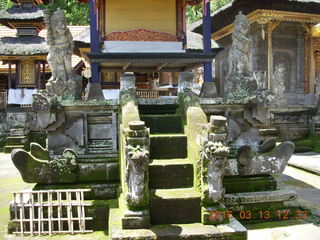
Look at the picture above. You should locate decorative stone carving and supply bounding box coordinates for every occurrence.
[237,141,295,175]
[32,8,81,110]
[200,116,230,224]
[123,121,150,208]
[121,121,150,229]
[11,143,78,184]
[225,12,258,97]
[178,72,200,109]
[272,63,286,95]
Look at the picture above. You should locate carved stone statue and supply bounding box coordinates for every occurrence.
[32,8,81,109]
[124,121,150,208]
[272,63,286,95]
[45,9,74,82]
[225,12,258,97]
[200,116,230,224]
[227,12,250,78]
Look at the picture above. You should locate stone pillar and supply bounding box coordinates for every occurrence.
[201,116,230,225]
[86,0,104,100]
[120,73,136,91]
[121,121,150,229]
[203,0,212,83]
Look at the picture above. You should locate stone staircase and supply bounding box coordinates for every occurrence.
[109,105,246,239]
[4,129,29,153]
[145,111,200,225]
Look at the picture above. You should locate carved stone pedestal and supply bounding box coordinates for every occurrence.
[122,207,150,229]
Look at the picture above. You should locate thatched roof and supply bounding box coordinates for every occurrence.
[186,20,217,50]
[0,5,43,22]
[194,0,320,35]
[0,36,48,55]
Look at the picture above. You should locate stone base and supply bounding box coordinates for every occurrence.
[109,208,247,240]
[122,209,150,229]
[224,190,298,223]
[34,182,119,200]
[202,203,229,225]
[223,175,277,193]
[199,82,218,98]
[85,83,104,100]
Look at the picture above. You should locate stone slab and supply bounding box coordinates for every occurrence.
[109,208,247,240]
[288,152,320,175]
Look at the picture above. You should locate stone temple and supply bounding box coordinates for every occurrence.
[1,0,320,239]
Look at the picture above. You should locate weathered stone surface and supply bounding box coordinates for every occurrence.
[237,141,295,175]
[85,82,104,100]
[259,137,277,153]
[199,82,218,98]
[11,147,78,183]
[30,142,49,160]
[224,190,297,205]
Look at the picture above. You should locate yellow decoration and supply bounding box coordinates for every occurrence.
[311,23,320,37]
[105,0,177,36]
[20,60,35,84]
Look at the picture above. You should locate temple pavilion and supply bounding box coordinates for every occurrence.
[79,0,218,99]
[193,0,320,141]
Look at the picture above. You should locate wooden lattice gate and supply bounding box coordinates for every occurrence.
[11,189,93,236]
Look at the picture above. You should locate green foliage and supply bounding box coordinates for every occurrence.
[0,0,13,10]
[294,134,320,153]
[186,0,232,24]
[41,0,89,25]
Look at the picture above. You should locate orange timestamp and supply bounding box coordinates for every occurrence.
[209,210,308,220]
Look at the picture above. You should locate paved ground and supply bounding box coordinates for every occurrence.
[289,152,320,175]
[0,152,320,240]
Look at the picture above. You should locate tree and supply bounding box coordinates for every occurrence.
[186,0,232,24]
[41,0,89,25]
[0,0,13,10]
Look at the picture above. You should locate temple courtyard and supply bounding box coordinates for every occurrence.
[0,152,319,240]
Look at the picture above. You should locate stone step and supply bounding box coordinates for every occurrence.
[78,158,118,163]
[140,114,183,134]
[109,208,247,240]
[259,128,279,137]
[149,159,193,189]
[223,175,277,193]
[138,104,179,115]
[6,136,28,145]
[150,134,187,159]
[149,188,201,224]
[87,147,114,152]
[88,145,113,149]
[79,153,118,159]
[4,145,26,153]
[86,150,118,155]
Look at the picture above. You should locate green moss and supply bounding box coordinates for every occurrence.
[293,134,320,153]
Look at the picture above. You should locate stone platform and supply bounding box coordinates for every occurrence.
[109,208,247,240]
